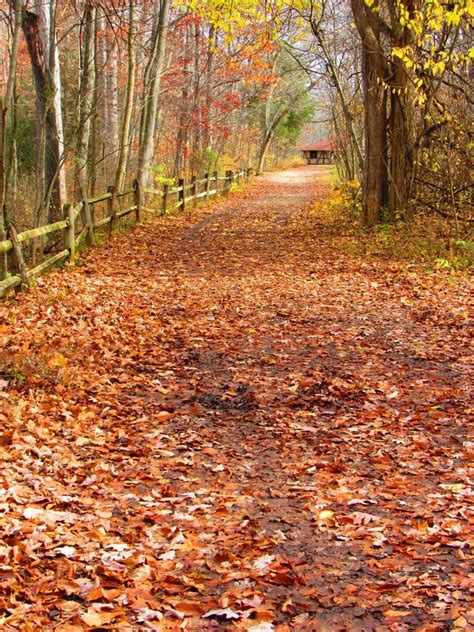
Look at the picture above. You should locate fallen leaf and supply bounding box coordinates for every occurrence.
[203,608,240,620]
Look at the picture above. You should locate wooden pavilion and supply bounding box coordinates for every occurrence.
[300,139,336,165]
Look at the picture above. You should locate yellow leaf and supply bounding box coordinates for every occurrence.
[49,352,68,368]
[440,483,465,492]
[319,509,335,522]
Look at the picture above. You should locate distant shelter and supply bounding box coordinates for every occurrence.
[300,140,336,165]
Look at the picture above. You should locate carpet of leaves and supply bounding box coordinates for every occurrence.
[0,166,472,631]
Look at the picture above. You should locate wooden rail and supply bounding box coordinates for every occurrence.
[1,168,253,298]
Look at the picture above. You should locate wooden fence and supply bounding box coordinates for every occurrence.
[0,168,252,299]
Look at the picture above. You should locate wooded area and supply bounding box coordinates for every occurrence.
[0,0,472,629]
[0,0,472,289]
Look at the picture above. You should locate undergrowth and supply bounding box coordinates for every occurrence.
[320,180,473,270]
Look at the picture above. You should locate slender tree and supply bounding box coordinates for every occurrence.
[137,0,171,189]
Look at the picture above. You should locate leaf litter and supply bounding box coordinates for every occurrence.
[0,166,472,630]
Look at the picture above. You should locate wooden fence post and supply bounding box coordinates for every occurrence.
[107,185,116,236]
[78,184,94,246]
[8,224,29,287]
[214,171,218,193]
[224,170,231,195]
[133,178,141,223]
[191,175,197,206]
[82,196,95,245]
[205,172,211,198]
[178,178,185,211]
[162,183,169,215]
[64,203,76,262]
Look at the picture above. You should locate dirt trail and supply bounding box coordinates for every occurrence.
[0,166,472,630]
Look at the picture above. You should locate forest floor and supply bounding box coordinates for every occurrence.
[0,166,472,631]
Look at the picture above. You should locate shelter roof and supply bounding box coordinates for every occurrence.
[300,139,335,152]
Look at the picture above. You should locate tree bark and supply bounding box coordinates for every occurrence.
[114,0,136,193]
[137,0,171,189]
[22,0,66,222]
[388,59,415,220]
[350,0,388,226]
[257,106,290,175]
[174,23,191,177]
[361,45,388,226]
[386,0,418,220]
[75,1,96,198]
[0,0,22,278]
[202,25,216,151]
[191,18,202,172]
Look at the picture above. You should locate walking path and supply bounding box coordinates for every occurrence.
[0,166,471,630]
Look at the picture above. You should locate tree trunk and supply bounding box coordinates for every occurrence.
[0,0,22,278]
[388,60,415,220]
[350,0,388,226]
[22,1,66,222]
[75,1,96,198]
[88,8,99,196]
[137,0,171,189]
[49,2,67,207]
[114,0,136,193]
[174,23,191,177]
[192,18,202,172]
[257,106,290,175]
[96,8,108,184]
[202,25,216,151]
[108,41,120,175]
[257,133,273,175]
[386,1,418,220]
[361,45,388,226]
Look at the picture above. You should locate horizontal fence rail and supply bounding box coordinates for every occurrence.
[0,168,253,299]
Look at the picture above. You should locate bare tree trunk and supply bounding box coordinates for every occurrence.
[108,41,120,172]
[0,0,22,277]
[388,59,415,220]
[89,8,100,196]
[192,18,202,172]
[361,45,388,226]
[137,0,170,189]
[202,25,216,151]
[49,1,67,206]
[257,106,290,175]
[350,0,388,226]
[332,105,353,180]
[114,0,136,192]
[96,8,108,185]
[75,1,96,198]
[386,0,418,220]
[174,23,191,177]
[22,0,66,222]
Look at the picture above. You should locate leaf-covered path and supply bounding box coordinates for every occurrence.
[1,167,472,630]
